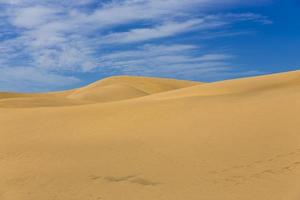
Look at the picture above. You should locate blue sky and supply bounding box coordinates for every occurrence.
[0,0,299,92]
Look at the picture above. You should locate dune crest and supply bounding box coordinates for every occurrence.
[67,76,199,103]
[149,70,300,100]
[0,76,199,107]
[1,70,300,200]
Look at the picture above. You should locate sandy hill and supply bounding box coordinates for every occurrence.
[0,76,199,108]
[67,76,199,103]
[0,70,300,200]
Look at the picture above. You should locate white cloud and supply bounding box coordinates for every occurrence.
[197,54,234,62]
[0,66,80,92]
[102,17,228,44]
[11,6,61,28]
[92,44,236,78]
[0,0,94,6]
[1,1,270,68]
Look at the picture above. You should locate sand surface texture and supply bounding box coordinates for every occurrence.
[1,71,300,200]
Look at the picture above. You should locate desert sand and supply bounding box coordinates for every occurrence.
[1,71,300,200]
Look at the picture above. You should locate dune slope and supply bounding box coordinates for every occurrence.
[0,71,300,200]
[67,76,199,103]
[0,76,199,107]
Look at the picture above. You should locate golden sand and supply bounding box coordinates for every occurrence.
[1,71,300,200]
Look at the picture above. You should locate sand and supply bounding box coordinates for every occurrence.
[0,71,300,200]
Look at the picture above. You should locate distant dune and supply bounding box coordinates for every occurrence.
[0,76,199,108]
[1,71,300,200]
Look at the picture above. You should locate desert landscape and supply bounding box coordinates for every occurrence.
[1,70,300,200]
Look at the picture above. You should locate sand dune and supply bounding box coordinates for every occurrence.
[1,71,300,200]
[67,76,199,103]
[0,76,198,107]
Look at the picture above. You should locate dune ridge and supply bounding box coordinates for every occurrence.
[0,70,300,200]
[0,76,199,107]
[67,76,199,103]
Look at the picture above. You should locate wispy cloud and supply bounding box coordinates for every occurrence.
[0,66,80,92]
[93,44,236,80]
[102,20,201,44]
[101,17,228,44]
[0,0,271,91]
